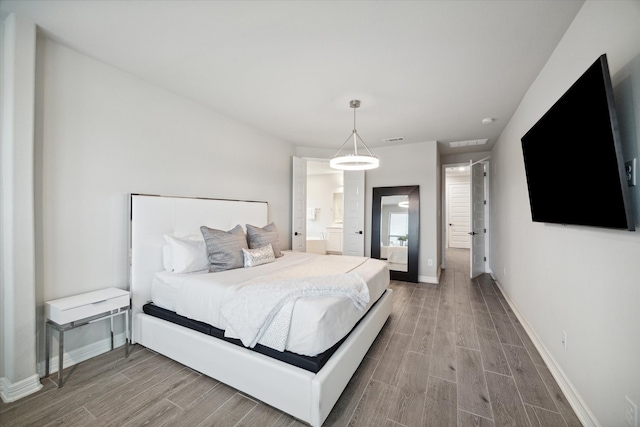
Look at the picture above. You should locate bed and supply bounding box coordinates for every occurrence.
[381,244,408,272]
[129,194,392,426]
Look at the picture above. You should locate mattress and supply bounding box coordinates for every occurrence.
[151,251,389,356]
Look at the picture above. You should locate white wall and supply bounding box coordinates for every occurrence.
[490,2,640,426]
[365,141,440,283]
[33,37,294,365]
[307,172,343,239]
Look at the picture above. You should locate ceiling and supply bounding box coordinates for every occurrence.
[0,1,584,155]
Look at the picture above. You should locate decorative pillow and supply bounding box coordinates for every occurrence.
[242,244,275,268]
[246,222,282,257]
[200,224,248,272]
[162,234,209,274]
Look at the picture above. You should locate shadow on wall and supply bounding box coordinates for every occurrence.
[614,52,640,228]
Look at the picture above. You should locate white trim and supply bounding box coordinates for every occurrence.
[492,277,600,427]
[37,332,128,377]
[418,274,439,284]
[0,374,42,403]
[469,156,491,167]
[419,266,441,284]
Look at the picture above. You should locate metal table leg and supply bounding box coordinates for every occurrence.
[47,307,130,388]
[45,321,51,378]
[110,311,114,350]
[58,328,64,387]
[125,308,130,357]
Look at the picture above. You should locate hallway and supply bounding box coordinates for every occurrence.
[339,248,583,426]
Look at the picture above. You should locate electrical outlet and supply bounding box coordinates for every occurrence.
[626,396,638,427]
[562,331,568,350]
[428,259,433,267]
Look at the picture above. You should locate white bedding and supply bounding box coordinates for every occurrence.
[381,245,408,263]
[151,251,389,356]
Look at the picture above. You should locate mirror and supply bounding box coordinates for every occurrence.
[372,186,419,282]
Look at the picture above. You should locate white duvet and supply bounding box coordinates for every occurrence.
[151,252,389,356]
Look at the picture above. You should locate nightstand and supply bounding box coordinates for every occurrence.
[45,287,130,387]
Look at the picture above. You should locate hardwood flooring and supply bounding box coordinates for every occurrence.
[0,249,582,426]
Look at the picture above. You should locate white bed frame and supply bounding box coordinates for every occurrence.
[129,194,392,426]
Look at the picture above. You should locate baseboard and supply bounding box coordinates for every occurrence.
[0,374,43,403]
[417,266,441,284]
[492,279,600,427]
[37,332,128,377]
[418,274,438,284]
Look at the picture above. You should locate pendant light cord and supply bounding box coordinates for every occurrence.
[331,101,376,158]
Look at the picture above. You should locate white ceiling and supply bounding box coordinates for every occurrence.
[0,0,584,155]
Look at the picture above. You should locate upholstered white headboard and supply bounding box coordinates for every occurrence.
[129,194,268,341]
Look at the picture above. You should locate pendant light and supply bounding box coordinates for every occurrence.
[330,100,379,170]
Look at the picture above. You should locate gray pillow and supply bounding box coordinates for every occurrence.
[246,222,282,257]
[200,224,248,272]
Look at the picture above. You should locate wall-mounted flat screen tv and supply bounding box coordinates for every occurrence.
[521,54,635,231]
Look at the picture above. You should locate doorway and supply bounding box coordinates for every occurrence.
[306,160,344,254]
[441,161,489,277]
[292,158,365,257]
[445,166,471,249]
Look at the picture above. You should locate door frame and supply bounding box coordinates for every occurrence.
[294,157,365,256]
[291,156,308,252]
[441,160,490,272]
[470,161,487,278]
[342,170,366,256]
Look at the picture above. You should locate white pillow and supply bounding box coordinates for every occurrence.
[162,245,173,271]
[163,234,209,274]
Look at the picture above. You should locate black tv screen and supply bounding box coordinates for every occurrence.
[521,54,635,231]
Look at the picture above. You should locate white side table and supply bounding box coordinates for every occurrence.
[45,287,130,387]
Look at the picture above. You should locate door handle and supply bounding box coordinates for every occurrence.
[294,232,302,236]
[356,231,363,234]
[468,231,477,236]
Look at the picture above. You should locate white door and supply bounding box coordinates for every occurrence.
[448,183,470,248]
[342,170,365,256]
[470,162,486,278]
[291,157,307,252]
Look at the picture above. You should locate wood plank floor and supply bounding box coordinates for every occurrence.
[0,249,582,426]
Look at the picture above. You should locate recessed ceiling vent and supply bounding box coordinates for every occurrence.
[449,138,488,148]
[383,137,404,143]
